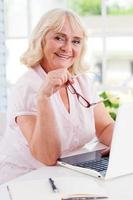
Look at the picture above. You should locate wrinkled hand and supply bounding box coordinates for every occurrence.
[38,68,73,98]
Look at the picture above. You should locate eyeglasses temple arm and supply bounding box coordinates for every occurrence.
[90,98,110,106]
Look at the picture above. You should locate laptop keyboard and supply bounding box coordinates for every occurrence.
[73,157,109,174]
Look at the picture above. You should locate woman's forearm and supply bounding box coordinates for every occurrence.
[30,96,61,165]
[29,69,71,165]
[98,122,114,147]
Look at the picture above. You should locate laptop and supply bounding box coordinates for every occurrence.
[58,102,133,180]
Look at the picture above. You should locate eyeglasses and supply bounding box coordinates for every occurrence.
[66,80,109,108]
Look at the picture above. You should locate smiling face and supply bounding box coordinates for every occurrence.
[41,18,83,72]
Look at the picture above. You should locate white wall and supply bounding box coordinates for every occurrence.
[83,16,133,36]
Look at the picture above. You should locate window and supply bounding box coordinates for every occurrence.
[68,0,101,16]
[67,0,133,96]
[107,0,133,15]
[4,0,133,99]
[5,0,68,84]
[5,0,28,37]
[106,37,133,85]
[5,0,29,84]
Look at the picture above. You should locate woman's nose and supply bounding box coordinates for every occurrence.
[60,41,72,53]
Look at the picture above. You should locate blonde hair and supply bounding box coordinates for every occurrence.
[20,8,88,74]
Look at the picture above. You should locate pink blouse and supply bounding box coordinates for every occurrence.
[0,65,98,184]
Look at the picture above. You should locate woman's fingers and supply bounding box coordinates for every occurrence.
[39,68,73,97]
[101,147,110,157]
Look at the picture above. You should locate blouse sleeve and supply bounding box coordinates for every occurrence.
[7,83,37,127]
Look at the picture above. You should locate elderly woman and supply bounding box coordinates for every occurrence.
[0,8,114,184]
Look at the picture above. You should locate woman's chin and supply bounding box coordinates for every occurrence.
[57,62,73,69]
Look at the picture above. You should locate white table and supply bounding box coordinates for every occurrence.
[0,164,133,200]
[0,141,132,200]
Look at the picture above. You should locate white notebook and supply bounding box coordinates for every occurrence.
[7,177,108,200]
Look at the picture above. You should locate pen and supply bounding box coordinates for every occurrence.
[62,197,108,200]
[49,178,59,193]
[7,185,13,200]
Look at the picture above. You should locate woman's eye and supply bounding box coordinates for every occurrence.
[55,36,64,41]
[72,40,80,45]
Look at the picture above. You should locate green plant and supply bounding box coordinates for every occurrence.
[67,0,101,16]
[107,3,133,15]
[99,91,120,121]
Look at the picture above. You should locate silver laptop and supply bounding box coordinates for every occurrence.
[58,102,133,180]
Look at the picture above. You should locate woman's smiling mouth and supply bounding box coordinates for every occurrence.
[55,53,72,59]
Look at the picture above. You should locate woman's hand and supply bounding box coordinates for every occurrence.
[38,68,72,98]
[101,147,110,157]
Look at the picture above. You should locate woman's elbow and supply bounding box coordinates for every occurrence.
[42,154,58,166]
[42,157,58,166]
[29,144,60,166]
